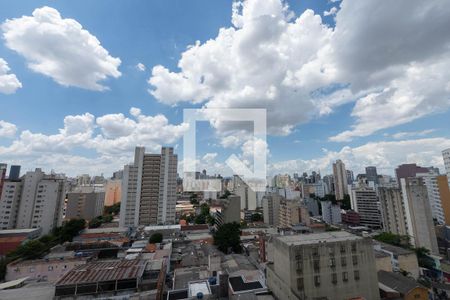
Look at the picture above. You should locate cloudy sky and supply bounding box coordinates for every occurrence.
[0,0,449,178]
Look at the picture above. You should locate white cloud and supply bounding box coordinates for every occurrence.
[136,63,146,72]
[2,6,121,91]
[324,7,338,16]
[389,129,435,140]
[0,120,17,138]
[270,137,450,176]
[148,0,450,141]
[0,108,188,175]
[0,58,22,94]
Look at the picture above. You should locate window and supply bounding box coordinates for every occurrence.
[314,275,320,286]
[312,247,319,257]
[342,272,348,282]
[313,259,320,271]
[332,273,337,284]
[29,267,35,273]
[341,256,347,267]
[354,270,360,281]
[352,255,358,266]
[48,266,53,271]
[297,277,304,290]
[340,244,346,253]
[351,243,356,253]
[329,257,336,268]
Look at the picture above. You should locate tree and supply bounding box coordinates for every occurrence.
[220,190,231,199]
[251,213,263,222]
[149,232,163,243]
[55,219,86,242]
[88,217,102,228]
[341,194,351,210]
[13,240,47,259]
[104,202,120,215]
[374,232,411,248]
[213,222,242,254]
[415,247,435,269]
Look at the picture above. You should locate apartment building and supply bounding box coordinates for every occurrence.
[333,160,348,201]
[262,193,282,227]
[349,185,381,229]
[66,189,105,221]
[213,195,241,227]
[321,200,341,225]
[401,177,439,254]
[443,148,450,186]
[379,187,408,235]
[267,232,380,300]
[120,147,177,227]
[417,169,445,224]
[104,179,121,206]
[279,198,310,228]
[0,169,66,235]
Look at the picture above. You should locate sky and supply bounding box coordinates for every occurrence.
[0,0,449,178]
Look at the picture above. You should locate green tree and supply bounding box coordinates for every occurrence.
[104,202,120,215]
[219,190,231,199]
[55,219,86,242]
[415,247,435,269]
[374,232,411,248]
[13,240,47,259]
[88,217,102,228]
[251,213,263,222]
[213,222,242,254]
[149,232,163,243]
[341,194,351,210]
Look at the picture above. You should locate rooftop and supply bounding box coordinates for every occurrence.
[275,231,361,246]
[377,270,424,294]
[56,260,146,286]
[0,228,41,235]
[229,276,264,293]
[377,242,414,255]
[144,224,181,231]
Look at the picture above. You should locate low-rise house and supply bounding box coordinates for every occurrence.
[374,243,420,279]
[378,270,428,300]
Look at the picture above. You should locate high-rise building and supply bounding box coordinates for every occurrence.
[213,195,241,227]
[262,193,282,227]
[104,179,122,206]
[443,148,450,186]
[322,175,334,195]
[349,186,381,229]
[0,163,6,202]
[400,177,439,254]
[346,170,354,185]
[279,198,310,228]
[8,165,21,181]
[119,146,177,227]
[365,166,378,184]
[321,201,341,225]
[233,175,257,210]
[333,160,348,200]
[0,168,66,235]
[437,175,450,226]
[379,187,408,235]
[66,189,105,221]
[417,169,445,224]
[395,163,429,185]
[267,232,380,300]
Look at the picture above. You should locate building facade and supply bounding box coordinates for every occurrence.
[321,200,341,225]
[104,179,121,207]
[379,187,408,235]
[120,147,177,227]
[365,166,378,184]
[66,190,105,221]
[267,232,380,300]
[262,193,282,227]
[0,169,66,235]
[333,160,348,200]
[401,177,439,254]
[349,186,381,229]
[443,148,450,187]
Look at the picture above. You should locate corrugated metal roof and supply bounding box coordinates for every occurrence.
[56,260,146,286]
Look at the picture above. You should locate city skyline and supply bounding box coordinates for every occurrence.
[1,0,450,177]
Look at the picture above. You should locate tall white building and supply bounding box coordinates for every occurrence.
[400,177,439,254]
[417,169,445,224]
[120,146,177,227]
[333,160,348,200]
[443,148,450,186]
[233,175,257,210]
[0,168,66,235]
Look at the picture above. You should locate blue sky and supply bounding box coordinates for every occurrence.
[0,0,449,177]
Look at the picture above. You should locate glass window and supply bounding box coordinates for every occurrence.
[342,272,348,282]
[314,275,320,286]
[354,270,360,281]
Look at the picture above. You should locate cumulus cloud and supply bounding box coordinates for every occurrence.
[148,0,450,141]
[270,137,450,176]
[0,58,22,94]
[388,129,436,140]
[324,7,338,16]
[0,108,188,175]
[2,6,121,91]
[0,120,17,138]
[136,63,146,71]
